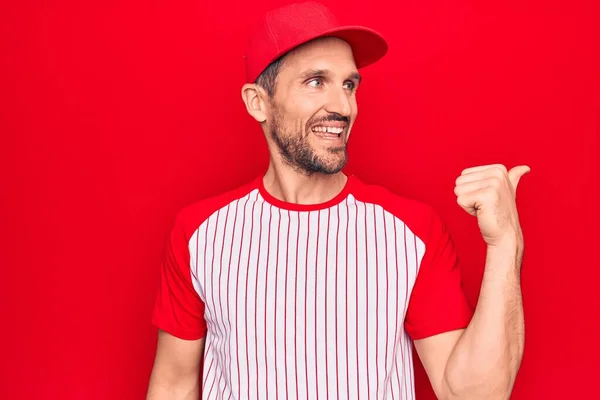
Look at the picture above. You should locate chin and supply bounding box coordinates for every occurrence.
[317,156,347,174]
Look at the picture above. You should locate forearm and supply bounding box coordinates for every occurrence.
[443,239,525,399]
[146,372,200,400]
[146,331,205,400]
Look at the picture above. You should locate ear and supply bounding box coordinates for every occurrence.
[241,83,268,123]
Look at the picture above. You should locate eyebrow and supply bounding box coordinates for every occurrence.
[349,72,362,84]
[299,69,362,83]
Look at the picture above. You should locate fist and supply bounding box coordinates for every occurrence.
[454,164,530,247]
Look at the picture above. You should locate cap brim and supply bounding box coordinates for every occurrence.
[265,25,388,72]
[317,25,388,69]
[250,24,388,83]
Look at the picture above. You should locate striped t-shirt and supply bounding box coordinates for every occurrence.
[152,173,473,400]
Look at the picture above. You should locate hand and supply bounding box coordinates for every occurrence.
[454,164,530,248]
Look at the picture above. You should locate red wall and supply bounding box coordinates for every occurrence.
[1,0,598,398]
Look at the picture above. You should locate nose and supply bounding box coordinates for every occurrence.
[324,85,352,117]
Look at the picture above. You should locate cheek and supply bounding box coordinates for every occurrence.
[290,95,323,115]
[351,97,358,116]
[286,110,315,135]
[275,114,309,138]
[281,95,327,134]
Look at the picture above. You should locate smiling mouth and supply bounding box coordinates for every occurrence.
[311,125,346,139]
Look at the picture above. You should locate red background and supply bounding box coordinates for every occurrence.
[1,0,598,398]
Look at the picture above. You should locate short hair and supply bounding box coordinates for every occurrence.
[254,54,286,98]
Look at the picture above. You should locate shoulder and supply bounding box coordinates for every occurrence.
[173,176,261,239]
[348,174,447,243]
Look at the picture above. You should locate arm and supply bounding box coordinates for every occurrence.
[149,211,209,398]
[415,242,524,400]
[414,164,529,400]
[147,330,206,399]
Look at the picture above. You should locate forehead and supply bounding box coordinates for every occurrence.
[280,37,358,77]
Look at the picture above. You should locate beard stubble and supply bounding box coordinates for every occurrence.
[269,108,349,176]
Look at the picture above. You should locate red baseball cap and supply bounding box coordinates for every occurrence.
[244,1,388,83]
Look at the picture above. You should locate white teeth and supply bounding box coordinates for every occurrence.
[312,126,344,134]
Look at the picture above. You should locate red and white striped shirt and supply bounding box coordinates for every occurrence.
[153,174,472,400]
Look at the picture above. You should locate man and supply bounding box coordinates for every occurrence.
[147,2,529,399]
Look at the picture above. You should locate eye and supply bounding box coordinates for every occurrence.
[307,78,323,87]
[343,80,356,90]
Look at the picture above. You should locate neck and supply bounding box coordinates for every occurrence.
[262,161,348,205]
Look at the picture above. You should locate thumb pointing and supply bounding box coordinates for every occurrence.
[508,165,531,191]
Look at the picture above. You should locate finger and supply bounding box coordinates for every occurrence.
[461,164,507,176]
[456,166,505,185]
[508,165,531,190]
[456,171,486,185]
[457,200,478,216]
[454,177,499,196]
[456,187,494,216]
[456,190,480,216]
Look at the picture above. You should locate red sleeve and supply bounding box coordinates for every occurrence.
[403,209,473,340]
[151,214,207,340]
